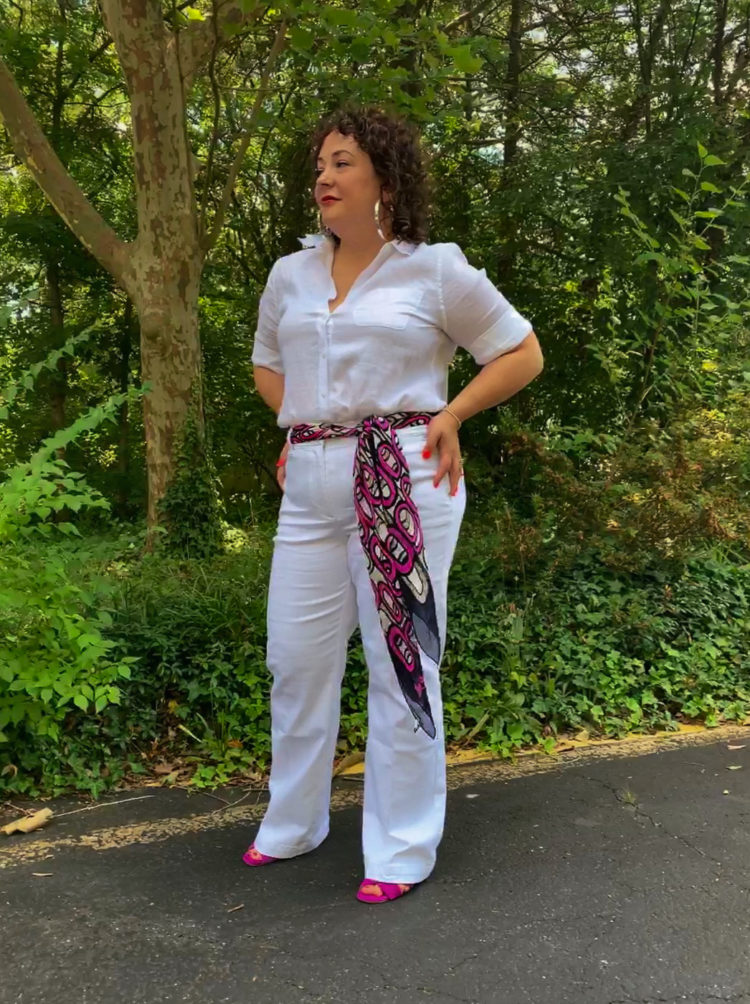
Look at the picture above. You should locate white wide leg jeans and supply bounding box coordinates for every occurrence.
[253,424,466,883]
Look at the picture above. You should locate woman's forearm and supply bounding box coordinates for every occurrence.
[253,365,285,415]
[448,331,543,423]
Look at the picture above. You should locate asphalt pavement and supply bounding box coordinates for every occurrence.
[2,727,750,1004]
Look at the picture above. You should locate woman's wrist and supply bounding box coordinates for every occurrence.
[441,404,463,430]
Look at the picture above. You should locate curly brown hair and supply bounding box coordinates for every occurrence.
[308,102,434,246]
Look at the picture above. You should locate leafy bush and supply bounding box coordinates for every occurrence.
[103,528,273,787]
[441,528,750,756]
[2,507,748,796]
[2,145,749,797]
[156,401,225,559]
[0,334,143,796]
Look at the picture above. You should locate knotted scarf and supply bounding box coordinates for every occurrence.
[288,412,441,739]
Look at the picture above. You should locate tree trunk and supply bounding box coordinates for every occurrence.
[619,0,671,141]
[45,258,67,440]
[134,264,204,527]
[45,256,70,524]
[502,0,523,176]
[116,299,133,517]
[101,0,207,526]
[0,0,285,534]
[711,0,728,106]
[497,0,524,288]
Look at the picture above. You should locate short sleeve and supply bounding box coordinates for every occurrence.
[438,242,533,364]
[251,258,284,374]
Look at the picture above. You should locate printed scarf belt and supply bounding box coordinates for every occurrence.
[289,412,441,739]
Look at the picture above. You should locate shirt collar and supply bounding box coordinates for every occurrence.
[296,233,417,256]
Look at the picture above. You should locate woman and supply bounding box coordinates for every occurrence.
[245,104,543,904]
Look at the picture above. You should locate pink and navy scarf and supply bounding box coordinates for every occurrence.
[288,412,441,739]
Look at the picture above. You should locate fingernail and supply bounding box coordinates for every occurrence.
[422,449,431,459]
[433,480,439,488]
[275,459,285,467]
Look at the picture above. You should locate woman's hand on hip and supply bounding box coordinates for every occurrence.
[424,412,463,496]
[276,439,290,491]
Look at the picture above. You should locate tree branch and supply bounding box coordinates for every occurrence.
[441,0,502,33]
[724,42,749,100]
[202,16,290,253]
[175,0,268,90]
[63,37,114,102]
[0,53,133,295]
[199,0,223,235]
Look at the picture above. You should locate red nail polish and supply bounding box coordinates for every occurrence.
[422,449,431,459]
[275,458,285,467]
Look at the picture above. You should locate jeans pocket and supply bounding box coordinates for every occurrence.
[282,447,311,508]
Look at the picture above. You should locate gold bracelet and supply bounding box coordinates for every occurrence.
[442,405,462,429]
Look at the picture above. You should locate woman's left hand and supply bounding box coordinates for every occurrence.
[423,411,463,496]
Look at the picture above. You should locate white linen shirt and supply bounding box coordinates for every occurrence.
[251,233,533,428]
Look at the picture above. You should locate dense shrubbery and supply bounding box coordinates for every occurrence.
[2,423,748,797]
[1,141,749,796]
[442,533,750,749]
[0,338,143,796]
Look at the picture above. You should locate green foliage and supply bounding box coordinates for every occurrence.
[440,529,750,757]
[0,535,138,794]
[156,401,224,559]
[101,528,273,789]
[0,323,97,421]
[0,339,145,796]
[611,147,750,426]
[2,2,750,796]
[7,514,746,797]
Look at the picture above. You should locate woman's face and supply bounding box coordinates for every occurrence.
[314,130,392,239]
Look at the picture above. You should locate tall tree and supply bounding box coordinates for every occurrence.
[0,0,288,527]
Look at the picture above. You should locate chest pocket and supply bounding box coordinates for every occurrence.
[353,287,424,329]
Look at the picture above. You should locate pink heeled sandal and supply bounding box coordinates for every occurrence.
[242,843,280,866]
[356,879,416,903]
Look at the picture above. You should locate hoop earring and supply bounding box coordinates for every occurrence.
[317,211,334,239]
[375,197,396,241]
[374,198,386,240]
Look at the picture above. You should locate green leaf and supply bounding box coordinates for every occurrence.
[449,44,483,73]
[289,25,314,50]
[703,154,725,166]
[323,7,360,26]
[73,694,88,711]
[57,523,82,537]
[697,141,708,158]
